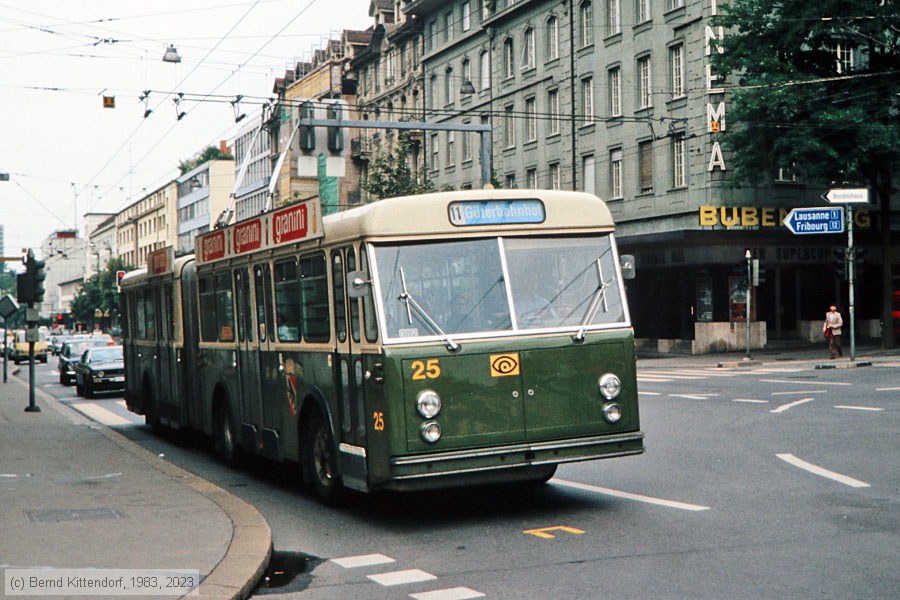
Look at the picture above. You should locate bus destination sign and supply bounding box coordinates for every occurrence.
[448,199,545,227]
[147,246,175,276]
[196,198,324,265]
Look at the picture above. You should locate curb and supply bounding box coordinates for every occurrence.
[815,360,874,370]
[716,359,762,368]
[14,374,272,600]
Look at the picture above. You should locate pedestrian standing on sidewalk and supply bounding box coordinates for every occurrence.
[823,304,843,359]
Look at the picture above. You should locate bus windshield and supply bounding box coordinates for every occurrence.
[373,235,627,341]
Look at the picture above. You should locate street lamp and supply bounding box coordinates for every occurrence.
[162,44,182,63]
[745,249,752,360]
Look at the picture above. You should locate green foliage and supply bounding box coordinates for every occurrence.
[362,138,434,200]
[70,258,132,327]
[179,145,234,175]
[712,0,900,190]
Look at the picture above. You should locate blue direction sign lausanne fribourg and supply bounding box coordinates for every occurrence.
[784,207,845,235]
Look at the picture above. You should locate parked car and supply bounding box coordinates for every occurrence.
[58,338,113,385]
[74,345,125,398]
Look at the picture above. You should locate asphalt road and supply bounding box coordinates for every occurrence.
[30,357,900,599]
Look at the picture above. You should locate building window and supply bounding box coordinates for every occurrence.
[670,44,685,99]
[462,1,471,31]
[480,50,490,90]
[462,58,472,92]
[669,0,684,8]
[637,0,651,23]
[638,55,652,109]
[428,20,437,50]
[445,68,455,105]
[672,134,686,188]
[447,132,455,167]
[547,88,560,135]
[522,27,535,69]
[606,0,620,36]
[504,38,515,78]
[583,154,596,194]
[525,97,537,142]
[444,11,453,43]
[504,103,516,148]
[429,75,438,110]
[546,16,559,61]
[526,168,537,189]
[580,1,593,48]
[548,162,561,189]
[430,132,439,171]
[638,140,653,193]
[608,66,621,116]
[609,148,623,198]
[581,76,594,124]
[462,129,472,162]
[835,43,854,73]
[505,173,517,188]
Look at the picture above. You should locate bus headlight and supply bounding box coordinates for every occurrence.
[602,402,623,423]
[420,420,441,443]
[416,390,442,418]
[598,373,622,400]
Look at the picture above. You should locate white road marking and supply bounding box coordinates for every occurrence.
[410,587,486,600]
[638,391,662,396]
[761,379,851,386]
[771,390,825,396]
[776,453,870,488]
[669,394,719,400]
[331,554,396,568]
[636,377,674,383]
[876,387,900,391]
[73,402,132,426]
[368,569,437,587]
[770,398,815,413]
[640,373,706,380]
[552,478,710,511]
[733,399,769,404]
[835,405,884,412]
[667,370,739,378]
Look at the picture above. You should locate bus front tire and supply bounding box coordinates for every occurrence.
[215,402,240,466]
[304,411,343,505]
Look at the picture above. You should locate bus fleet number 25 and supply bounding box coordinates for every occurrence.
[410,359,441,380]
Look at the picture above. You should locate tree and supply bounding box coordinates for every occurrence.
[179,145,233,175]
[362,137,434,200]
[70,258,132,330]
[713,0,900,348]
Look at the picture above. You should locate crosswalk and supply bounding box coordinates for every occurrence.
[331,553,485,599]
[637,365,810,384]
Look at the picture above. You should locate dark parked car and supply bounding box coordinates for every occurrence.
[59,338,115,386]
[74,346,125,398]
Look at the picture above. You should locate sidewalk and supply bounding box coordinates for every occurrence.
[637,340,900,369]
[0,370,271,600]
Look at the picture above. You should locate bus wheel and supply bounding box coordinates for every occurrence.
[215,403,239,465]
[143,381,161,432]
[304,411,343,504]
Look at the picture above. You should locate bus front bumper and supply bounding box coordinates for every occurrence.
[379,431,644,492]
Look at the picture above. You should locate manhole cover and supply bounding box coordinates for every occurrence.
[26,508,128,523]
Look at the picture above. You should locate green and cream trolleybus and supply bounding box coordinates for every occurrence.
[121,189,643,502]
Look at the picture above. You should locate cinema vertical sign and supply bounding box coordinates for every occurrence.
[196,198,324,266]
[706,0,726,174]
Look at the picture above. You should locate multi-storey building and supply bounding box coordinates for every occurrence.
[233,118,273,222]
[115,181,177,269]
[404,0,896,349]
[40,230,86,318]
[176,158,235,254]
[84,212,116,279]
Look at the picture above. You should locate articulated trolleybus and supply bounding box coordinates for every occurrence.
[121,189,643,502]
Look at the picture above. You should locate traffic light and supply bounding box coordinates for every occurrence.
[298,101,315,152]
[16,249,46,304]
[327,103,343,152]
[833,248,847,280]
[116,270,126,290]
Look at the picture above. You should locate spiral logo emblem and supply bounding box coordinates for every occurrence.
[490,353,520,377]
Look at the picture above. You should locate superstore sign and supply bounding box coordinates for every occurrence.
[196,198,323,265]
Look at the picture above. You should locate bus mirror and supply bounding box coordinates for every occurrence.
[347,271,371,298]
[620,255,636,280]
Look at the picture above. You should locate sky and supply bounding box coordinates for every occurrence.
[0,0,371,262]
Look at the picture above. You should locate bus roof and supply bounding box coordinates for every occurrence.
[119,254,194,289]
[323,189,615,244]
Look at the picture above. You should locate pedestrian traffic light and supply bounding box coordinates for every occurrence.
[298,101,315,152]
[327,103,344,152]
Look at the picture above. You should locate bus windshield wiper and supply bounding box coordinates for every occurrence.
[399,267,459,351]
[574,257,613,342]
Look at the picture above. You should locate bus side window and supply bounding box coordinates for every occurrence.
[253,264,270,342]
[234,268,253,343]
[199,276,218,342]
[215,272,235,342]
[135,291,147,340]
[346,247,361,343]
[332,250,347,343]
[359,246,378,343]
[300,253,330,343]
[144,289,156,341]
[274,258,301,342]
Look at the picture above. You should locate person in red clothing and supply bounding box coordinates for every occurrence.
[823,305,843,359]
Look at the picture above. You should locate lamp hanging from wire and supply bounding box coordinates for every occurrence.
[162,44,182,63]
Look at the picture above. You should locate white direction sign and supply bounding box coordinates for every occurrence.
[822,188,869,204]
[784,207,845,235]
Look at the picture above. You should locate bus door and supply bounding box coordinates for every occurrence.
[331,247,365,448]
[159,282,179,424]
[235,267,264,453]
